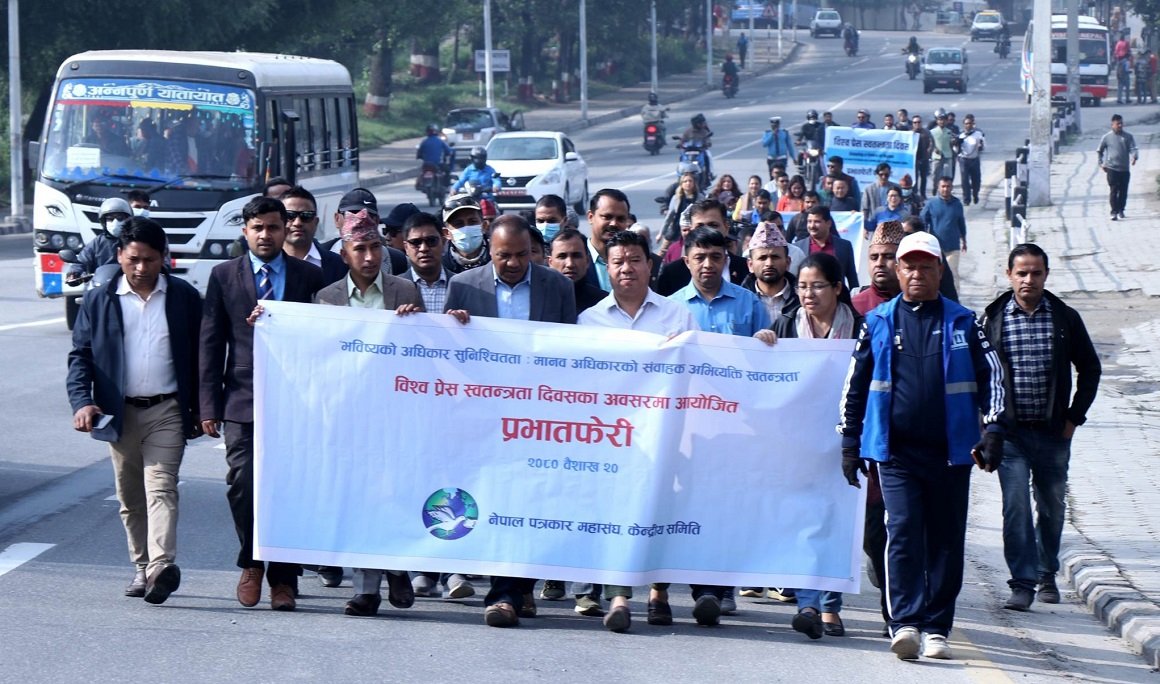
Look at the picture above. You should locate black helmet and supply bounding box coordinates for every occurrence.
[469,146,488,166]
[648,92,658,106]
[426,123,440,136]
[806,109,818,121]
[691,113,706,126]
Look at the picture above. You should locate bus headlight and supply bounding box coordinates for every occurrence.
[65,235,83,250]
[208,242,225,257]
[34,231,49,247]
[50,234,65,249]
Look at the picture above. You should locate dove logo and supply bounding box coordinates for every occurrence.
[421,488,479,540]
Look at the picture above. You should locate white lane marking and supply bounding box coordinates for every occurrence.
[0,543,56,578]
[0,318,66,332]
[214,441,226,450]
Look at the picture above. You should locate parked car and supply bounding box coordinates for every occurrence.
[441,107,525,161]
[971,10,1005,41]
[923,47,970,94]
[810,9,843,37]
[485,131,589,214]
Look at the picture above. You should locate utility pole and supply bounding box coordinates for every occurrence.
[580,0,588,120]
[1028,0,1053,206]
[650,0,658,93]
[483,0,494,108]
[777,1,784,59]
[705,0,713,86]
[791,0,797,42]
[1066,0,1082,133]
[8,0,24,224]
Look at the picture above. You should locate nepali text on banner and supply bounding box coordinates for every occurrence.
[253,302,865,593]
[824,125,919,193]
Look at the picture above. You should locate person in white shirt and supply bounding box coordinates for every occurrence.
[956,114,985,206]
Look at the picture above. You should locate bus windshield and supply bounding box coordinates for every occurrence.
[42,78,259,189]
[1051,38,1109,66]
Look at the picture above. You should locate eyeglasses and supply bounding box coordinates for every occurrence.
[796,282,836,293]
[405,235,442,249]
[285,210,317,221]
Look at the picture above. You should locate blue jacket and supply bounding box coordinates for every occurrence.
[839,295,1006,466]
[761,129,793,159]
[453,164,501,193]
[920,195,967,253]
[417,135,454,166]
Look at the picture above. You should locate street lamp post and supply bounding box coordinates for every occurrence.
[580,0,588,121]
[8,0,24,224]
[1028,0,1052,206]
[706,0,713,86]
[650,0,658,94]
[483,0,494,108]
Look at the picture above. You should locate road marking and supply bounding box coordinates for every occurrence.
[0,317,66,332]
[0,543,55,578]
[956,629,1018,684]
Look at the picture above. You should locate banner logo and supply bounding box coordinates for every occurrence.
[422,488,479,540]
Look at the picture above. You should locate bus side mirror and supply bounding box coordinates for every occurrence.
[280,109,300,185]
[26,140,39,172]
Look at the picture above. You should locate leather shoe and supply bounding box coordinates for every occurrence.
[143,564,181,605]
[125,569,147,598]
[237,567,264,607]
[344,593,382,616]
[484,602,520,627]
[519,592,537,618]
[647,599,673,626]
[385,571,415,609]
[317,566,344,588]
[603,605,632,632]
[791,609,824,639]
[270,583,297,611]
[822,614,846,637]
[1004,587,1035,611]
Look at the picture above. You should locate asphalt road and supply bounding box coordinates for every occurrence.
[0,32,1151,683]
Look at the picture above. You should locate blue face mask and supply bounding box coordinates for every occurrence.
[450,225,484,254]
[537,222,561,243]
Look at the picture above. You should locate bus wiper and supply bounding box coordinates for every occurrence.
[147,174,235,194]
[62,173,164,192]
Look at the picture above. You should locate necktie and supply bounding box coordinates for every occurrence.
[257,264,273,300]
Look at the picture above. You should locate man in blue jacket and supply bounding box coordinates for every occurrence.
[67,218,203,605]
[838,231,1006,662]
[762,116,794,173]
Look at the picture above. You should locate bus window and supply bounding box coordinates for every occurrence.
[325,97,340,168]
[339,96,355,166]
[293,96,310,170]
[308,98,326,169]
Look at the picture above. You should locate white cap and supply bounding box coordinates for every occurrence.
[897,231,942,260]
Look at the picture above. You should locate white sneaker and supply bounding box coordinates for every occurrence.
[890,626,921,660]
[923,633,952,659]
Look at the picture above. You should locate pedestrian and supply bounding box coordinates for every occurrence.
[402,212,452,316]
[911,114,933,196]
[852,109,875,130]
[1148,49,1158,103]
[1096,113,1139,220]
[1135,52,1151,104]
[839,230,1007,661]
[655,199,750,296]
[549,228,608,314]
[919,177,967,291]
[441,192,492,275]
[862,162,900,228]
[381,202,420,252]
[792,205,859,292]
[669,226,770,337]
[312,210,424,617]
[828,177,859,212]
[279,185,348,286]
[737,32,749,70]
[741,221,799,322]
[444,214,577,628]
[901,215,958,301]
[982,244,1101,612]
[957,115,985,206]
[67,218,202,605]
[930,109,955,190]
[732,174,766,222]
[585,189,633,291]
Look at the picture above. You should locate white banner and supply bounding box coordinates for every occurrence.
[824,126,919,193]
[254,302,865,593]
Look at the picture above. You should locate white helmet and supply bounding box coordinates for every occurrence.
[98,197,133,238]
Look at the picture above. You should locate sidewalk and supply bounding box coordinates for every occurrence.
[971,111,1160,669]
[358,35,801,189]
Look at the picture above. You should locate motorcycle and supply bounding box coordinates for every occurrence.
[722,73,738,99]
[672,134,712,191]
[458,179,500,219]
[417,162,451,207]
[995,37,1011,59]
[58,249,121,330]
[906,52,921,79]
[642,118,666,155]
[796,139,823,192]
[843,28,859,57]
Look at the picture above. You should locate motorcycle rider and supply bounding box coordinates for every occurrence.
[641,92,668,142]
[65,197,132,284]
[995,27,1011,58]
[680,113,715,183]
[800,109,827,150]
[452,146,501,197]
[763,116,793,174]
[416,123,455,191]
[843,23,860,55]
[722,53,741,91]
[905,36,922,55]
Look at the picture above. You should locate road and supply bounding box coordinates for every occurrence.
[0,33,1151,683]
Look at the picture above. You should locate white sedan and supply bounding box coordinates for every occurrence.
[486,131,589,213]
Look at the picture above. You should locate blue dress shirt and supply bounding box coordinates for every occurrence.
[494,265,532,320]
[248,251,286,301]
[669,279,770,336]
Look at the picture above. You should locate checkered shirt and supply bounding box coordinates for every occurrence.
[1002,296,1054,421]
[409,268,449,314]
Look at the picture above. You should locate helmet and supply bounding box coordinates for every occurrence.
[426,123,440,136]
[648,92,658,106]
[98,197,133,238]
[934,107,947,119]
[769,116,781,126]
[806,109,818,121]
[691,113,706,126]
[469,146,487,166]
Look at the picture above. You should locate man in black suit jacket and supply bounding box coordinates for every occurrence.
[792,205,860,292]
[444,214,576,629]
[199,196,324,612]
[548,228,607,314]
[279,185,348,286]
[68,218,202,606]
[655,199,750,296]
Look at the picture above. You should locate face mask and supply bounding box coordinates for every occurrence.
[901,189,912,198]
[450,225,484,253]
[133,207,150,218]
[537,222,561,242]
[106,218,126,238]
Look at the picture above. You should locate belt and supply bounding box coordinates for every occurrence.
[1016,419,1050,430]
[124,392,178,409]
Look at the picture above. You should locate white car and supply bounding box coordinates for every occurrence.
[810,9,843,37]
[441,107,524,164]
[486,132,589,213]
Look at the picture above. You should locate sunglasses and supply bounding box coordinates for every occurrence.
[285,210,317,221]
[443,195,481,212]
[405,235,441,248]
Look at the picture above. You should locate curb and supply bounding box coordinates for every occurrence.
[364,43,803,189]
[1060,527,1160,669]
[0,220,31,236]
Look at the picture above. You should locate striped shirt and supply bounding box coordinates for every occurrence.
[1002,296,1053,421]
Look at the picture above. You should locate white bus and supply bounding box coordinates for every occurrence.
[1021,15,1110,105]
[30,50,359,326]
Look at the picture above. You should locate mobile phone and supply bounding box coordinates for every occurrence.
[970,447,986,470]
[95,414,114,430]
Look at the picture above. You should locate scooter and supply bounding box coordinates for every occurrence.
[906,52,921,79]
[459,180,500,220]
[673,134,712,191]
[642,118,666,155]
[722,73,738,98]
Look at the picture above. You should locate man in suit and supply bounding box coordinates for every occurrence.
[333,187,409,275]
[655,199,750,296]
[199,195,324,611]
[280,185,348,286]
[312,210,422,616]
[444,214,577,628]
[549,228,608,314]
[792,205,859,292]
[583,189,632,291]
[68,218,202,605]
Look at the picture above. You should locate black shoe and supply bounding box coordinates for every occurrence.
[1004,587,1035,611]
[317,566,344,588]
[692,595,721,626]
[385,571,415,609]
[1111,213,1118,221]
[647,599,673,626]
[792,610,825,639]
[125,569,147,598]
[344,593,382,616]
[1038,576,1061,604]
[822,615,846,637]
[143,564,181,605]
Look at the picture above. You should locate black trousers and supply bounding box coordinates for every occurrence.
[1106,168,1130,214]
[224,421,300,586]
[485,576,538,610]
[959,156,981,202]
[864,498,889,625]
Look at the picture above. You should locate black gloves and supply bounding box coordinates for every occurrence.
[972,432,1005,473]
[841,448,868,488]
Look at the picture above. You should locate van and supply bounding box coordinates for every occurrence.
[924,47,970,93]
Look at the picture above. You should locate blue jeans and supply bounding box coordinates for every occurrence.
[998,426,1072,591]
[795,589,842,613]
